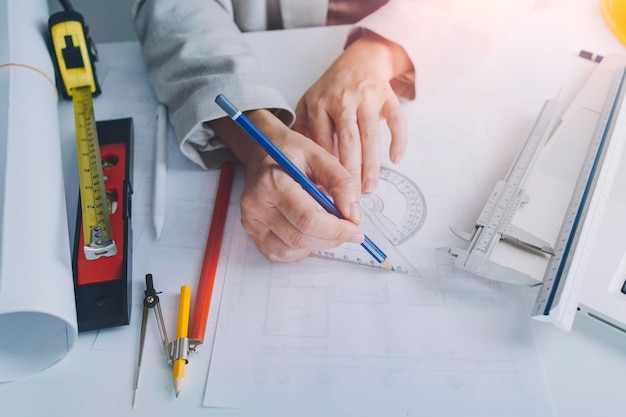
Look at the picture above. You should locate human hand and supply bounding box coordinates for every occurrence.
[211,110,365,262]
[293,32,412,194]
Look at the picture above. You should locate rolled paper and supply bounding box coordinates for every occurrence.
[0,0,78,382]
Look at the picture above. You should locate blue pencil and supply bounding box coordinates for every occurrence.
[215,94,393,270]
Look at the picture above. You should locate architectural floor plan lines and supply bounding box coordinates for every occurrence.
[204,200,551,415]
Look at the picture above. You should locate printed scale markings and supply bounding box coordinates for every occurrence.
[447,99,560,280]
[532,67,626,329]
[313,167,426,274]
[48,15,117,260]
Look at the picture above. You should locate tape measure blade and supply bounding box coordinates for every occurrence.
[72,86,117,259]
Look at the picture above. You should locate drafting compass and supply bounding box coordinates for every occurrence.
[132,274,191,407]
[446,99,560,286]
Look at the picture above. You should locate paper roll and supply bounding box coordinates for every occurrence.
[0,0,78,382]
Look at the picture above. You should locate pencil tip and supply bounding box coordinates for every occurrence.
[381,259,395,271]
[175,391,179,398]
[154,218,165,239]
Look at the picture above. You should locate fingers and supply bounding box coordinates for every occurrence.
[241,171,364,263]
[240,136,365,263]
[333,105,363,191]
[292,98,310,138]
[305,144,363,225]
[382,97,408,165]
[355,101,381,193]
[300,91,407,194]
[294,97,335,156]
[292,34,413,195]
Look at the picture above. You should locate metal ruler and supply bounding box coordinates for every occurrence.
[532,66,626,330]
[447,99,560,284]
[49,12,116,260]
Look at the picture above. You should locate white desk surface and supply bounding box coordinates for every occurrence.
[2,5,626,417]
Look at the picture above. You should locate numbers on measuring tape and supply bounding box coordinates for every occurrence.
[73,86,117,260]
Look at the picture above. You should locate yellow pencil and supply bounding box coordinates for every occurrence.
[173,285,191,397]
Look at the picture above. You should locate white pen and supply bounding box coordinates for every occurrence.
[153,103,167,238]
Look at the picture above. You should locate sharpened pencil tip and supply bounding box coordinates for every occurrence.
[154,219,164,239]
[175,391,179,398]
[381,259,394,271]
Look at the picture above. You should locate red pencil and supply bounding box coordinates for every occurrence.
[189,161,235,344]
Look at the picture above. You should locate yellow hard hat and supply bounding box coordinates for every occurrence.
[601,0,626,46]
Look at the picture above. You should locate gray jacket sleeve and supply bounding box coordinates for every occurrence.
[133,0,295,169]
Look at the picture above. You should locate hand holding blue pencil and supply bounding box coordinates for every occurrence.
[215,94,393,270]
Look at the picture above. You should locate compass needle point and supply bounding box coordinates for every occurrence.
[133,275,193,405]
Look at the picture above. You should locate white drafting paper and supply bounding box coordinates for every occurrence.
[202,135,553,416]
[0,0,77,382]
[201,26,555,416]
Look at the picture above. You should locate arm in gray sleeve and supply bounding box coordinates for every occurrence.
[133,0,295,169]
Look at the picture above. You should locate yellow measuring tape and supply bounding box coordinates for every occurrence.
[49,13,116,260]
